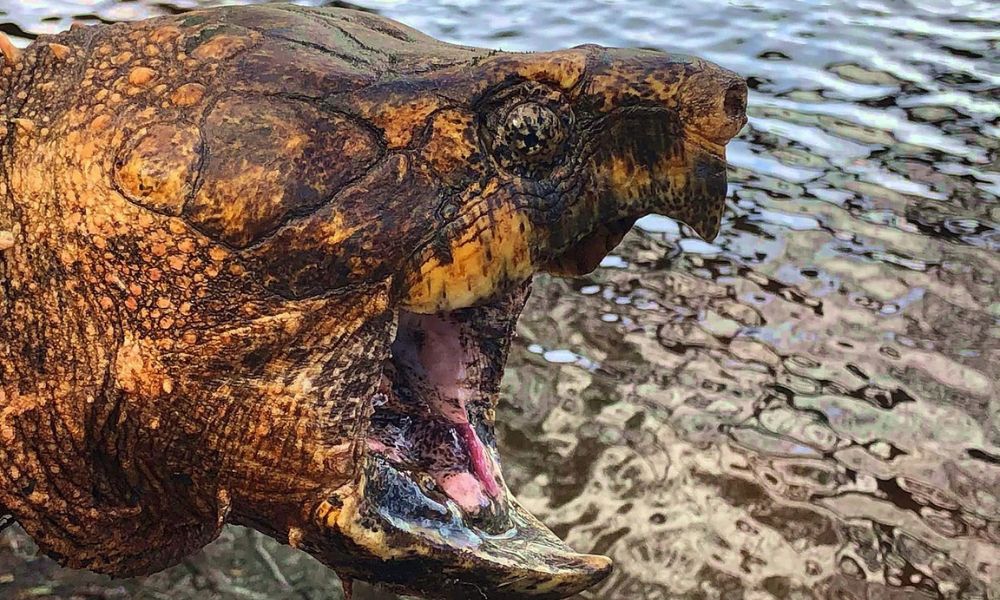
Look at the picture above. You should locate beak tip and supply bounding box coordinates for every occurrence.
[691,216,723,242]
[581,553,613,576]
[540,552,613,598]
[582,554,614,588]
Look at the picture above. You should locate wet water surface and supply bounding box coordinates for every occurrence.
[2,0,998,598]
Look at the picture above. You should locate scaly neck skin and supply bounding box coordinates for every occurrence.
[0,28,389,577]
[1,34,169,575]
[0,57,129,577]
[0,105,384,571]
[1,43,29,189]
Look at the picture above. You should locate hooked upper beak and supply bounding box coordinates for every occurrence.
[540,48,745,276]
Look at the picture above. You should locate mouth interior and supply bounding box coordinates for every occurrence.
[366,304,513,534]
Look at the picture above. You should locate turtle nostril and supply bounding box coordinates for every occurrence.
[724,82,747,123]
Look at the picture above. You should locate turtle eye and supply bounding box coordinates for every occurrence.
[498,103,566,162]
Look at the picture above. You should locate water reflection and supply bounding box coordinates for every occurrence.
[1,0,998,598]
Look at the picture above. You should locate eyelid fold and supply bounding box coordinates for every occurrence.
[477,82,576,176]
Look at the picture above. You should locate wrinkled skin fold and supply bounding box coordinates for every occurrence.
[0,4,745,599]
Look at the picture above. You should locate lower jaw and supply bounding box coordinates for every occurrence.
[328,459,613,600]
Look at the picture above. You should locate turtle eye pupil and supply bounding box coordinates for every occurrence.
[499,102,565,162]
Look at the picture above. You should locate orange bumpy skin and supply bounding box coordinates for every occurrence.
[0,4,745,599]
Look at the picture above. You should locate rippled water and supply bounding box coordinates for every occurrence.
[2,0,998,598]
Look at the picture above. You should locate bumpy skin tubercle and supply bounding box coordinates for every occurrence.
[0,5,745,599]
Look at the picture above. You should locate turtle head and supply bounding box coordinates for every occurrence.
[380,44,747,311]
[243,37,745,310]
[295,41,745,599]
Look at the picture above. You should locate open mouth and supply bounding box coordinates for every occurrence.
[364,276,529,538]
[325,282,610,599]
[367,304,512,531]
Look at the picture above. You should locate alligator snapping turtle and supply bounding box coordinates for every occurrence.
[0,4,745,598]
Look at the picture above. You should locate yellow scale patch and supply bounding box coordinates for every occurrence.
[514,52,586,90]
[404,202,535,313]
[367,96,442,149]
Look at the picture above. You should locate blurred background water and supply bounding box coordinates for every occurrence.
[1,0,998,598]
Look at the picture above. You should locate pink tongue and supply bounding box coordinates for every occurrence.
[457,422,501,498]
[437,472,489,514]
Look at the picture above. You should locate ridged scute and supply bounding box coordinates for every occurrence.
[186,95,382,249]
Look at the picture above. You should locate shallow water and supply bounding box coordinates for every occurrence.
[1,0,998,598]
